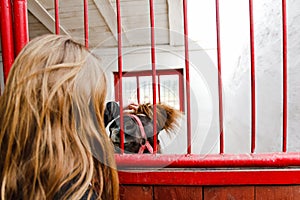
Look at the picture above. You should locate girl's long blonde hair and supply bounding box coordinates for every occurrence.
[0,34,119,199]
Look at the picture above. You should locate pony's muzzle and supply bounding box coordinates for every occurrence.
[110,128,120,143]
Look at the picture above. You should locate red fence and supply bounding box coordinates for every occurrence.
[1,0,300,187]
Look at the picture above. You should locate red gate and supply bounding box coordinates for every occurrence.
[1,0,300,199]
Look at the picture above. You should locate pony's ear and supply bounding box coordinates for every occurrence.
[155,103,182,133]
[104,101,120,127]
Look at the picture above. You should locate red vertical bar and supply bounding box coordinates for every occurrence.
[137,76,140,104]
[158,75,161,103]
[149,0,157,153]
[13,0,29,56]
[55,0,60,34]
[116,0,124,153]
[114,73,119,102]
[178,72,184,112]
[249,0,256,153]
[183,0,192,154]
[282,0,288,152]
[215,0,224,154]
[83,0,89,48]
[0,0,15,82]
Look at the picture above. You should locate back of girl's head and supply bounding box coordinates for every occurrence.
[0,34,119,200]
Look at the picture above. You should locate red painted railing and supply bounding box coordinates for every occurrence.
[54,0,59,35]
[282,0,288,152]
[0,0,15,82]
[0,0,29,83]
[13,0,29,55]
[183,0,192,154]
[215,0,224,154]
[249,0,256,154]
[149,0,158,153]
[83,0,89,48]
[116,153,300,168]
[118,169,300,185]
[116,0,125,153]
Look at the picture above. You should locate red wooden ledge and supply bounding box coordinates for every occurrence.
[118,169,300,185]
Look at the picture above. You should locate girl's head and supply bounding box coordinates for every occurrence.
[0,34,118,200]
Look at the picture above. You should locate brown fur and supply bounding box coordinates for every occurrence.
[134,103,182,133]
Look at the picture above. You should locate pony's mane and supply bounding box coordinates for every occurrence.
[133,103,182,133]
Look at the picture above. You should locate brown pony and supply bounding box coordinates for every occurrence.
[105,102,182,153]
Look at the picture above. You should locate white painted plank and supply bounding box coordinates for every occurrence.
[92,0,129,44]
[167,0,184,46]
[28,0,69,35]
[28,12,51,39]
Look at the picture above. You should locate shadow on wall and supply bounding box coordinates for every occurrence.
[225,0,300,153]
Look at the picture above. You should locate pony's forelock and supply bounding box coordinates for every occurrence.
[134,103,182,133]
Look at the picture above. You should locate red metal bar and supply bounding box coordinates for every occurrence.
[215,0,224,154]
[136,76,140,104]
[116,0,124,153]
[13,0,29,56]
[249,0,256,153]
[119,169,300,186]
[0,0,15,82]
[55,0,60,34]
[114,73,120,101]
[282,0,288,152]
[178,71,184,112]
[149,0,157,153]
[116,152,300,168]
[83,0,89,48]
[158,75,161,103]
[122,69,182,77]
[183,0,192,154]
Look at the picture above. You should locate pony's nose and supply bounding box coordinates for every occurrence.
[110,129,120,143]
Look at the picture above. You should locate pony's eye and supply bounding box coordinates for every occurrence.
[124,119,136,130]
[125,123,135,130]
[113,142,120,146]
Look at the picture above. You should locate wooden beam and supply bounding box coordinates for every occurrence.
[92,0,129,45]
[27,0,69,35]
[167,0,184,46]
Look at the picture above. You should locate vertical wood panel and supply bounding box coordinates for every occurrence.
[256,185,300,200]
[204,186,254,200]
[154,186,202,200]
[120,185,153,200]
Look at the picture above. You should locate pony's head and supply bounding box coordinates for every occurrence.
[105,102,182,153]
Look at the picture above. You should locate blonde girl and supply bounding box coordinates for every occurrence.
[0,34,119,199]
